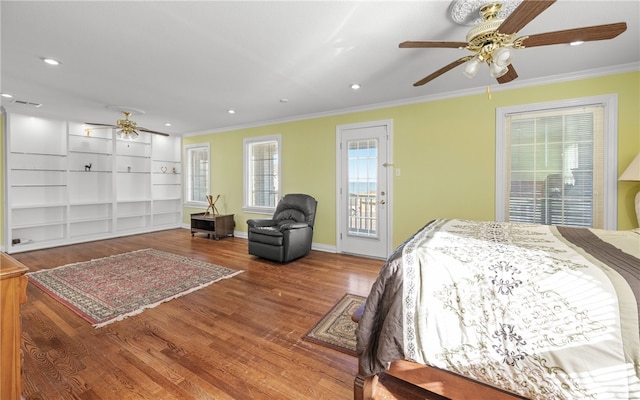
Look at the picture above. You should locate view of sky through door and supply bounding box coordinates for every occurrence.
[347,138,378,237]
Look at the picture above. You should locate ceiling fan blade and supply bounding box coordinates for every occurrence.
[497,0,556,35]
[86,122,117,127]
[138,127,170,136]
[400,41,468,49]
[413,56,473,87]
[497,64,518,84]
[519,22,627,48]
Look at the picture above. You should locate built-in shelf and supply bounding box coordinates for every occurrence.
[5,113,183,253]
[12,220,66,229]
[10,151,66,157]
[11,203,67,210]
[11,168,66,172]
[11,184,67,187]
[69,150,112,155]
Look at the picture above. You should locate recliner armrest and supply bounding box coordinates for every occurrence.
[247,218,276,228]
[279,222,309,231]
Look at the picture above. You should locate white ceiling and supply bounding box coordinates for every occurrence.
[2,1,639,136]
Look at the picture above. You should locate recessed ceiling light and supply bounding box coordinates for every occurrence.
[280,98,289,103]
[570,41,584,46]
[1,93,13,98]
[350,83,361,90]
[42,57,61,66]
[164,122,172,127]
[227,109,236,114]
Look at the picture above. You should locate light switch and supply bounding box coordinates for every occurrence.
[395,168,401,176]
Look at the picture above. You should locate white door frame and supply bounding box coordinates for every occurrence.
[335,119,393,259]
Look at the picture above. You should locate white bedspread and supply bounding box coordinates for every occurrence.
[402,219,640,399]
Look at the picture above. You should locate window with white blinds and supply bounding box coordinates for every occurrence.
[184,143,210,205]
[243,135,281,212]
[496,95,618,229]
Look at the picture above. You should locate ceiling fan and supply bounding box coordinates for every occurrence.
[86,111,169,139]
[401,0,627,87]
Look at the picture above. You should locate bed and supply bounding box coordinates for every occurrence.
[355,219,640,399]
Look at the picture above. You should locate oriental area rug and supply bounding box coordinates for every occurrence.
[303,294,366,356]
[27,249,243,328]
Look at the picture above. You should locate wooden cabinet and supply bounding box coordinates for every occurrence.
[1,253,29,400]
[191,213,235,240]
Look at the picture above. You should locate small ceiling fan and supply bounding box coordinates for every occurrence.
[86,111,169,139]
[401,0,627,87]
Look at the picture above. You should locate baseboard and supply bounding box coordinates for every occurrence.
[181,224,337,253]
[311,242,337,253]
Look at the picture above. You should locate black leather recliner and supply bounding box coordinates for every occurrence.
[247,194,318,263]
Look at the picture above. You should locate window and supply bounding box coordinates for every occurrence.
[243,135,281,213]
[184,143,210,206]
[347,138,378,237]
[496,95,618,229]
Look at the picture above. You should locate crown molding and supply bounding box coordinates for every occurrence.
[182,63,640,137]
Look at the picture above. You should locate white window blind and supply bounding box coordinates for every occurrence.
[505,105,604,228]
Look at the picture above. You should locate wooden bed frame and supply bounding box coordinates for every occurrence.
[353,360,527,400]
[352,305,527,400]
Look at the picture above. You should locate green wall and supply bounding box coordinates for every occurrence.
[184,71,640,249]
[3,73,637,251]
[1,114,4,249]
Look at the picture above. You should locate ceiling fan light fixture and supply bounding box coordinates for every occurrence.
[402,1,627,88]
[463,56,482,79]
[490,62,509,78]
[118,130,138,140]
[492,47,513,68]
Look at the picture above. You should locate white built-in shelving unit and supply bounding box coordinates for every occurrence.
[150,134,182,228]
[5,113,182,253]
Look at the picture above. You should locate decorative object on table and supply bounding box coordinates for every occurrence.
[619,152,640,226]
[303,293,365,356]
[247,193,317,263]
[160,166,167,173]
[27,249,243,328]
[84,163,92,172]
[205,194,220,216]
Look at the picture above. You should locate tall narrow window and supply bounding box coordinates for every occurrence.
[184,143,209,206]
[244,135,280,212]
[496,96,618,229]
[347,138,378,237]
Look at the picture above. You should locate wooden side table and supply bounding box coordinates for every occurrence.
[1,253,29,400]
[190,213,235,240]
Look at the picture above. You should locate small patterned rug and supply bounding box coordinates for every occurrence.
[303,293,366,356]
[27,249,243,328]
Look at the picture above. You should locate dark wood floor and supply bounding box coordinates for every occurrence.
[11,229,440,399]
